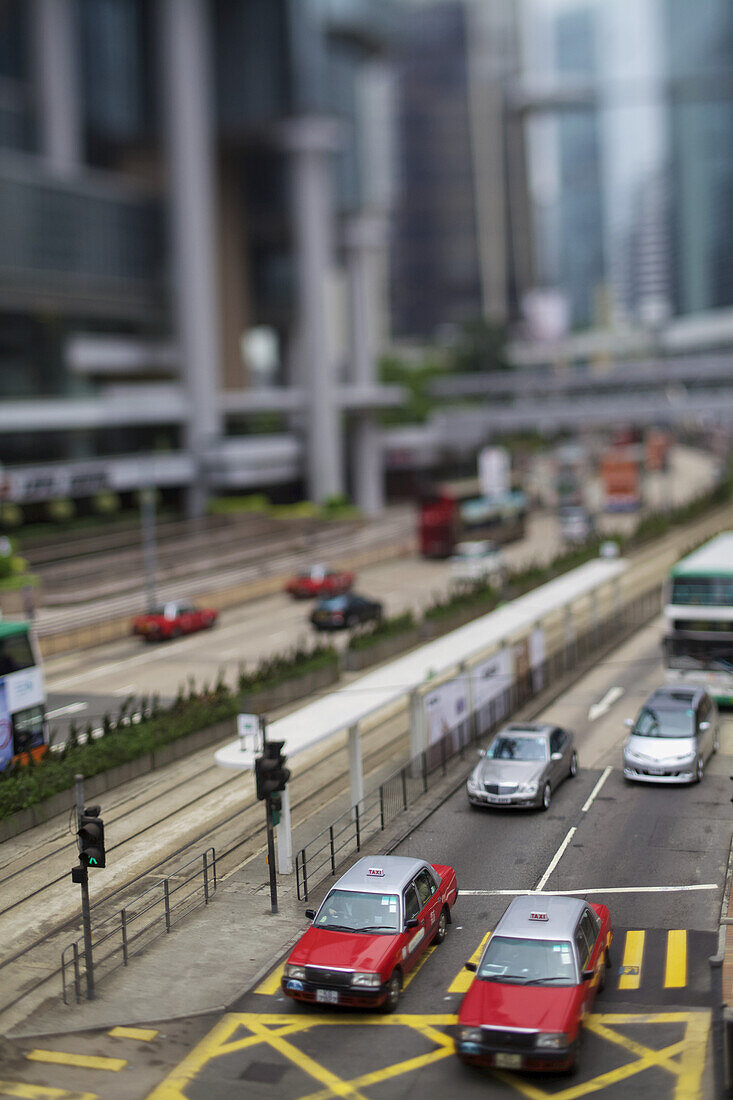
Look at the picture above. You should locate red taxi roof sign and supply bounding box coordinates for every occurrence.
[529,910,549,921]
[367,867,385,877]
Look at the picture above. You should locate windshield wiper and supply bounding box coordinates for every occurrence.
[352,925,397,933]
[319,923,356,932]
[481,973,531,984]
[533,976,572,984]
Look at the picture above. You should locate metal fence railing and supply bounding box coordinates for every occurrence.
[295,582,662,901]
[61,847,216,1005]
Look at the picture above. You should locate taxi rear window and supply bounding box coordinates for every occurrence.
[478,935,576,985]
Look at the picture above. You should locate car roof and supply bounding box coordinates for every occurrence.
[495,894,586,940]
[500,722,554,737]
[333,856,432,894]
[644,685,702,708]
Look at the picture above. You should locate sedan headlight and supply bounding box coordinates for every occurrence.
[517,780,538,795]
[352,972,382,988]
[536,1032,570,1050]
[467,774,480,792]
[284,964,306,980]
[459,1027,483,1043]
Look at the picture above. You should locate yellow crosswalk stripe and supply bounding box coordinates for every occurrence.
[108,1027,158,1042]
[25,1051,126,1073]
[618,930,645,990]
[0,1084,97,1100]
[664,929,687,988]
[254,962,285,996]
[448,930,492,994]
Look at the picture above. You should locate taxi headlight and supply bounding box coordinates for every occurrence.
[352,972,382,988]
[284,964,306,981]
[459,1027,483,1043]
[518,780,538,795]
[535,1032,570,1050]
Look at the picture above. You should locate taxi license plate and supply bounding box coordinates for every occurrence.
[494,1053,522,1069]
[488,795,512,804]
[315,989,339,1004]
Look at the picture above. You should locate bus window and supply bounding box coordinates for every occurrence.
[0,632,34,676]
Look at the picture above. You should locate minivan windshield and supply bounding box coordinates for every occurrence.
[634,705,695,738]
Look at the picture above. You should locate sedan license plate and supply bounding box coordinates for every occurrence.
[488,795,512,804]
[315,989,339,1004]
[494,1053,522,1069]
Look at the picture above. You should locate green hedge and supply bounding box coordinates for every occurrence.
[0,643,337,821]
[347,611,416,653]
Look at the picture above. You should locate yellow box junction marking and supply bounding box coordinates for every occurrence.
[145,1008,710,1100]
[448,929,491,993]
[25,1051,126,1073]
[108,1026,158,1042]
[0,1085,97,1100]
[664,930,687,988]
[403,945,436,989]
[254,962,285,996]
[618,930,645,990]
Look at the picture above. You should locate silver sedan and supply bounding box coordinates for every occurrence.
[467,722,578,811]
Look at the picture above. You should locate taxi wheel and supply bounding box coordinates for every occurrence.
[541,782,552,811]
[433,908,448,945]
[381,971,402,1014]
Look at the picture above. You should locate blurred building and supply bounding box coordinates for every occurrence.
[389,0,529,338]
[0,0,402,517]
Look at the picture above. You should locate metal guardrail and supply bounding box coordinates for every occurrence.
[295,583,662,901]
[61,847,216,1005]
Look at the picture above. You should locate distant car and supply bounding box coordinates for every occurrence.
[455,894,612,1074]
[282,855,458,1013]
[450,541,506,586]
[310,593,382,631]
[285,564,354,599]
[622,684,719,784]
[558,506,594,545]
[466,722,578,811]
[132,600,218,642]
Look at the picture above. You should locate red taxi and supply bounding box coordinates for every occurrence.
[285,564,354,599]
[456,894,612,1073]
[132,600,218,642]
[283,855,458,1013]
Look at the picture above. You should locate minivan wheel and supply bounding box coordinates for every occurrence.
[696,756,704,783]
[541,782,552,811]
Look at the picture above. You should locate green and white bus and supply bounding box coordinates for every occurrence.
[0,620,47,769]
[663,532,733,704]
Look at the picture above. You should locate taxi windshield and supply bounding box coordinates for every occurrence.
[486,735,548,762]
[315,889,400,934]
[478,936,577,986]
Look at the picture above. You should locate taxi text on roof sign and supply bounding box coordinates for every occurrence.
[529,911,549,921]
[367,867,385,877]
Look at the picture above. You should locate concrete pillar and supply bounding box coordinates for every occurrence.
[345,214,386,515]
[31,0,82,173]
[159,0,222,517]
[281,118,344,503]
[348,723,364,813]
[409,688,426,760]
[276,786,293,875]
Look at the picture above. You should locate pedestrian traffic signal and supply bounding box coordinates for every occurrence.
[254,740,290,801]
[78,805,106,868]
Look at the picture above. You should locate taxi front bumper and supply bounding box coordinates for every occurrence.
[281,977,388,1008]
[455,1037,577,1073]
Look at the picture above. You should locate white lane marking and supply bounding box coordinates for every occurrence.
[113,683,137,696]
[588,686,624,721]
[459,885,718,896]
[535,826,576,892]
[45,701,88,719]
[581,766,613,812]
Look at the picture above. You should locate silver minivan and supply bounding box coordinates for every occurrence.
[623,685,719,784]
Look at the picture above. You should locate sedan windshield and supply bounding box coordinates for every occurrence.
[478,936,577,986]
[486,735,548,762]
[634,705,695,738]
[315,889,400,933]
[320,596,349,610]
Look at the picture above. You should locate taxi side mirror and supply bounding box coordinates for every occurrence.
[305,909,316,920]
[582,968,595,982]
[464,961,477,972]
[405,917,419,930]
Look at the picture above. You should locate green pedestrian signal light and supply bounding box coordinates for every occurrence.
[78,806,106,869]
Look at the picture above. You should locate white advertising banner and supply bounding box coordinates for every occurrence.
[529,627,546,692]
[5,666,44,714]
[471,647,513,717]
[425,677,469,747]
[0,683,13,770]
[478,446,510,499]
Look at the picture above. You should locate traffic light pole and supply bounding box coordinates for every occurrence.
[260,717,278,914]
[74,774,95,1000]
